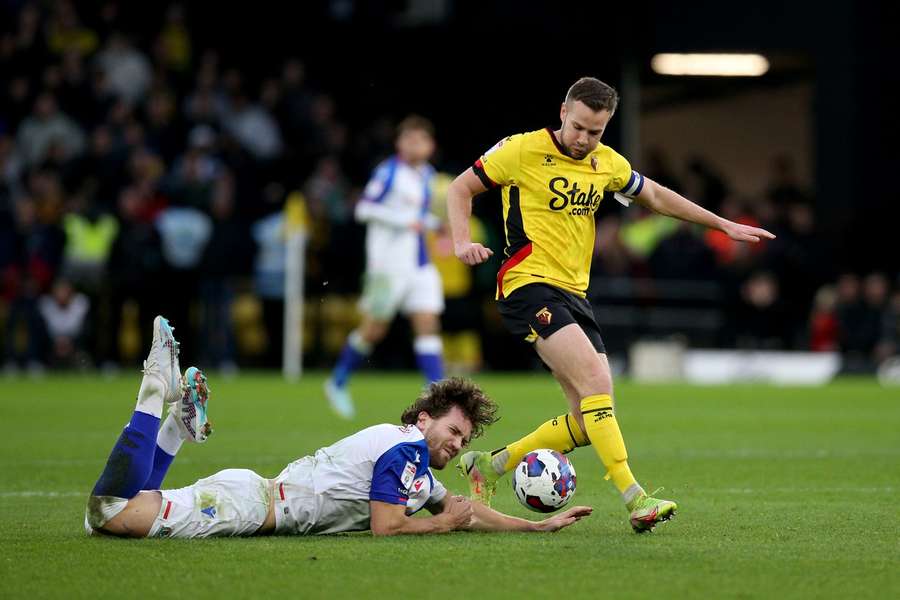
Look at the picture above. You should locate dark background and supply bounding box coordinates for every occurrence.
[2,0,898,373]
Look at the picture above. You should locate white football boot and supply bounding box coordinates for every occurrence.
[324,378,355,420]
[137,316,184,409]
[174,366,213,443]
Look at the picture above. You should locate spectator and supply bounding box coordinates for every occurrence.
[221,90,283,162]
[251,193,288,367]
[38,277,90,367]
[154,4,192,75]
[9,4,48,77]
[836,272,888,372]
[144,89,184,163]
[765,202,834,342]
[875,286,900,365]
[45,1,99,57]
[94,32,152,104]
[278,58,314,148]
[155,204,213,359]
[167,124,222,209]
[60,203,119,294]
[106,186,165,364]
[731,271,790,349]
[198,171,254,372]
[2,196,65,373]
[808,285,839,352]
[70,125,127,212]
[704,196,767,270]
[15,92,86,167]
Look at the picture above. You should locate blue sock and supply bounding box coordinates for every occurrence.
[143,447,176,490]
[142,414,184,490]
[414,335,444,383]
[415,352,445,383]
[92,411,160,498]
[332,331,370,387]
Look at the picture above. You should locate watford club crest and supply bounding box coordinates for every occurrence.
[535,307,553,326]
[591,155,599,171]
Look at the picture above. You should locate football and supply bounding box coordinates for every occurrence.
[512,449,577,513]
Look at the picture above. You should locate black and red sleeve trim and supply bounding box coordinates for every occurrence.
[473,159,498,188]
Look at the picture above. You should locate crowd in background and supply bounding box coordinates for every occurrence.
[1,1,898,376]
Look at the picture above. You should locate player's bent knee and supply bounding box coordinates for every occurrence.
[85,494,129,532]
[89,491,162,538]
[360,321,389,343]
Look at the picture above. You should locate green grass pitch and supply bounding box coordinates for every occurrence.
[1,372,897,599]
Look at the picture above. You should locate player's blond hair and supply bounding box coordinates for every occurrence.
[400,377,499,439]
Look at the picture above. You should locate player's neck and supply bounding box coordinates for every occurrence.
[397,154,426,168]
[549,128,573,159]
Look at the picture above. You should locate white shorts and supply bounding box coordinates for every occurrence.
[148,469,270,538]
[359,265,444,321]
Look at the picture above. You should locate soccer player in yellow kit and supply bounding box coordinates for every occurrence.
[446,77,775,533]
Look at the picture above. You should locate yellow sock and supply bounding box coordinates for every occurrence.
[499,413,590,473]
[580,394,642,500]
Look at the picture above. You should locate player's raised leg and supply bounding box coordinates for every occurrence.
[143,366,213,490]
[86,316,183,535]
[536,324,676,532]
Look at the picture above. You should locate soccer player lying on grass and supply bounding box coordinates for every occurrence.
[85,316,592,538]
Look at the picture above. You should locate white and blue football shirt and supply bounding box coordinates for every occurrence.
[354,157,437,273]
[274,424,447,535]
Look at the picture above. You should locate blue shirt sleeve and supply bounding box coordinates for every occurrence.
[370,442,426,505]
[361,158,398,204]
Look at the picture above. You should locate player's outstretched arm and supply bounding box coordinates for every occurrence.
[447,169,494,265]
[453,499,592,533]
[635,177,776,243]
[369,495,473,536]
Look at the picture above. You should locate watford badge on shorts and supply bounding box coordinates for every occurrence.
[535,307,553,326]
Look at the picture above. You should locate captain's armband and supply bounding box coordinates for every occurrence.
[614,170,644,207]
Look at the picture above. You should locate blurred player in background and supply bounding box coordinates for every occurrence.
[84,317,591,538]
[447,77,775,533]
[325,116,445,419]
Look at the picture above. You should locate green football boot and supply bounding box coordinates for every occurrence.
[457,450,502,507]
[628,490,677,533]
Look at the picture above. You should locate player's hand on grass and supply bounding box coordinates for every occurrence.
[536,506,593,532]
[722,220,776,243]
[454,241,494,265]
[444,495,475,530]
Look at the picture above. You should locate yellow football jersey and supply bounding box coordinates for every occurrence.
[474,128,640,299]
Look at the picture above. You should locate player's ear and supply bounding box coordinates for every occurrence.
[417,410,431,428]
[560,102,567,123]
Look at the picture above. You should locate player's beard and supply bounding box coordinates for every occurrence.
[569,146,588,160]
[428,445,453,469]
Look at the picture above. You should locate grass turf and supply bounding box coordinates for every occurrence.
[0,372,897,599]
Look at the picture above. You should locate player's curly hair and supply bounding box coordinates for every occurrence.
[565,77,619,114]
[400,377,499,439]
